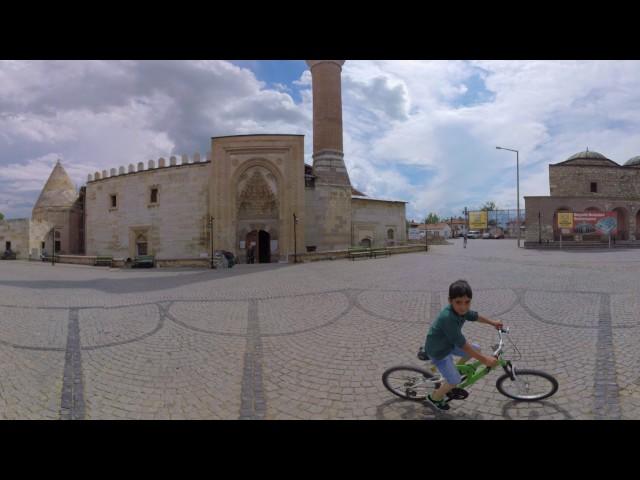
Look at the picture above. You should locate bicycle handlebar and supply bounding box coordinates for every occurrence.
[493,327,509,357]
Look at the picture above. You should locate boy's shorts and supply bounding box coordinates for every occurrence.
[431,342,481,385]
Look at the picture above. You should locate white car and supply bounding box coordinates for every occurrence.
[467,230,481,239]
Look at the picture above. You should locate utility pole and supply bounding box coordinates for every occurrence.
[538,211,542,244]
[208,216,215,269]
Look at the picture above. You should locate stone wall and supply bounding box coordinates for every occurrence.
[0,218,30,259]
[29,219,55,258]
[307,184,352,251]
[351,198,407,247]
[32,207,81,255]
[550,164,640,198]
[85,159,210,259]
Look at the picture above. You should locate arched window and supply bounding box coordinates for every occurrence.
[359,238,372,248]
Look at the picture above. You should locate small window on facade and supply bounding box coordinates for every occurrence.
[136,233,148,255]
[387,229,394,240]
[110,194,117,208]
[55,231,61,239]
[41,242,45,249]
[5,241,11,251]
[150,188,158,203]
[55,241,61,252]
[590,182,597,193]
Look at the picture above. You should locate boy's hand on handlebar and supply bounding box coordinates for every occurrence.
[482,355,499,368]
[493,320,504,330]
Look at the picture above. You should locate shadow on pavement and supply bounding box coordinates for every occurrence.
[375,397,574,420]
[0,263,290,294]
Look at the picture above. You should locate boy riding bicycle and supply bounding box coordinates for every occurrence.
[424,279,504,410]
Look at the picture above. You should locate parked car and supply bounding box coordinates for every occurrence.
[482,232,492,239]
[467,230,481,239]
[494,232,505,239]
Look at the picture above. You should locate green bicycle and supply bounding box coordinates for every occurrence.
[382,328,558,403]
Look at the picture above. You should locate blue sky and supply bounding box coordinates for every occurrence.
[2,60,640,222]
[231,60,307,102]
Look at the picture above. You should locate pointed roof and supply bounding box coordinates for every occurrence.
[33,160,77,211]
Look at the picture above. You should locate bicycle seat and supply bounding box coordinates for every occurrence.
[417,347,430,361]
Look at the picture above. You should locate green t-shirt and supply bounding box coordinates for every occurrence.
[425,304,478,361]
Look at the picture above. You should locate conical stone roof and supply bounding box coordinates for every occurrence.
[33,160,77,212]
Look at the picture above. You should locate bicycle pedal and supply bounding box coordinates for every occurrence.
[446,388,469,400]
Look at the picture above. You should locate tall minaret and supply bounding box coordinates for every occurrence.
[305,60,352,250]
[305,60,351,186]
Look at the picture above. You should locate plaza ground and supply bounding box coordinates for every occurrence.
[0,238,638,419]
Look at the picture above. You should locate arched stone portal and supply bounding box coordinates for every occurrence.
[237,166,279,263]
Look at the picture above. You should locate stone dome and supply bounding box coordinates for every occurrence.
[624,156,640,166]
[565,150,609,161]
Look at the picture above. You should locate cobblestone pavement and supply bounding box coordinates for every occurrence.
[1,239,639,419]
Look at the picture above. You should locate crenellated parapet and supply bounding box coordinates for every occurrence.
[87,151,212,183]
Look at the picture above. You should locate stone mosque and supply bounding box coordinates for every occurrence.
[525,150,640,244]
[0,60,409,264]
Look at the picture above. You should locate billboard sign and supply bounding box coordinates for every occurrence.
[468,211,488,230]
[573,212,618,235]
[557,212,574,229]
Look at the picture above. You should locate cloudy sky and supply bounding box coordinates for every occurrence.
[2,60,640,221]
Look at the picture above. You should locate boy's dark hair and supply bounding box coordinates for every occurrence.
[449,279,472,300]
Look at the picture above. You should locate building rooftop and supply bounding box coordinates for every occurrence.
[624,156,640,167]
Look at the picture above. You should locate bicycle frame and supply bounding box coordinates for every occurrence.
[433,328,513,390]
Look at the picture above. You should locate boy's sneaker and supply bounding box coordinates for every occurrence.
[426,394,450,411]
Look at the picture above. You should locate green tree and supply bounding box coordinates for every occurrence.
[0,212,4,221]
[480,201,497,211]
[424,213,440,224]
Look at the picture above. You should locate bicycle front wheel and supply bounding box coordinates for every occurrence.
[382,366,440,401]
[496,369,558,401]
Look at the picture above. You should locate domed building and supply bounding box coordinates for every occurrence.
[1,60,410,263]
[624,156,640,167]
[524,149,640,246]
[0,160,85,260]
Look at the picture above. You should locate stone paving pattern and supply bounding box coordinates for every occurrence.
[0,238,639,419]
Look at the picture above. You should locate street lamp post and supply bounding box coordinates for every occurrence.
[208,216,215,269]
[51,228,56,266]
[425,222,428,252]
[496,146,520,248]
[293,213,298,263]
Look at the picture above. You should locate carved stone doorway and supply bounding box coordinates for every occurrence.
[246,230,271,263]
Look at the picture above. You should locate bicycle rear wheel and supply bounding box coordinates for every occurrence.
[382,366,440,401]
[496,369,558,401]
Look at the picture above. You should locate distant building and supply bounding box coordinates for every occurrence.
[418,222,452,239]
[524,150,640,244]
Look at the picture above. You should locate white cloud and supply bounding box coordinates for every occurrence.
[337,60,640,220]
[2,60,640,225]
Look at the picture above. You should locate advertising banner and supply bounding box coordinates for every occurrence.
[557,212,574,229]
[468,211,487,230]
[573,212,618,235]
